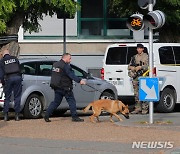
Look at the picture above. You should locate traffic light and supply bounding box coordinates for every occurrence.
[126,14,144,31]
[143,10,165,29]
[138,0,156,9]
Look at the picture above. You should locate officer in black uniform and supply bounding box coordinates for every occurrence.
[0,49,22,121]
[44,53,86,122]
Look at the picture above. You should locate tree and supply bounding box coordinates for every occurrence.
[109,0,180,42]
[0,0,77,56]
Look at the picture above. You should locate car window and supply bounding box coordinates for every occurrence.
[20,62,36,75]
[38,62,53,76]
[71,64,87,78]
[159,46,175,65]
[173,46,180,65]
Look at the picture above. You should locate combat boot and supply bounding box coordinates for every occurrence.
[142,110,148,114]
[15,113,20,121]
[142,102,149,115]
[72,117,84,122]
[4,112,9,121]
[43,112,51,122]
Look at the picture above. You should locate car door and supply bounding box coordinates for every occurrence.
[71,65,95,108]
[21,62,39,97]
[36,61,55,109]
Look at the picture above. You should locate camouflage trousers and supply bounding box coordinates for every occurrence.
[132,80,149,111]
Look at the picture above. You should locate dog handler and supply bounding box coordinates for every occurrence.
[0,49,22,121]
[44,53,86,122]
[128,44,149,114]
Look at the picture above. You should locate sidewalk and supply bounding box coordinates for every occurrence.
[115,113,180,129]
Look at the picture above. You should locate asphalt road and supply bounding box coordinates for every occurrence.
[0,137,153,154]
[0,111,180,154]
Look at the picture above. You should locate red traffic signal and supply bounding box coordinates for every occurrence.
[143,10,165,29]
[126,14,144,31]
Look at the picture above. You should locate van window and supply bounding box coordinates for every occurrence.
[159,46,175,65]
[126,47,138,64]
[173,46,180,65]
[106,46,148,65]
[106,47,127,65]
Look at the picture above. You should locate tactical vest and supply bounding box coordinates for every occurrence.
[50,60,72,90]
[3,55,20,75]
[128,52,148,79]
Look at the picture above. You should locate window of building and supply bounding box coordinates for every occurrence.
[78,0,130,38]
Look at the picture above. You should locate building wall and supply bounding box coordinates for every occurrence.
[19,41,125,55]
[17,0,149,77]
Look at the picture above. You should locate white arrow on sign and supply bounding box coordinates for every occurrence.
[141,79,157,99]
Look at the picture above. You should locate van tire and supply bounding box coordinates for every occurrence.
[156,88,176,113]
[23,94,43,119]
[100,92,115,100]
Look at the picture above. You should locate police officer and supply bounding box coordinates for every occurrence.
[0,49,22,121]
[128,44,149,114]
[44,53,86,122]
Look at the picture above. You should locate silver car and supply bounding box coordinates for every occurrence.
[0,58,118,118]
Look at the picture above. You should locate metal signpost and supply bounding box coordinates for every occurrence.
[148,0,154,124]
[57,9,75,54]
[127,0,165,124]
[63,18,66,54]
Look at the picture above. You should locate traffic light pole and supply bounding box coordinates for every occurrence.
[63,18,66,54]
[149,0,154,124]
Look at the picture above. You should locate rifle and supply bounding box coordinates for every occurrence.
[130,56,145,78]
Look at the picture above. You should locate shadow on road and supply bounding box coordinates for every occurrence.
[0,102,180,120]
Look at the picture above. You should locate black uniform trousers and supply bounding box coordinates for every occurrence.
[3,75,22,113]
[46,88,78,118]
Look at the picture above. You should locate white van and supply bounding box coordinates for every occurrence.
[101,43,180,112]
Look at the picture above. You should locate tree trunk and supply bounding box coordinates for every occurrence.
[0,41,20,57]
[0,12,24,57]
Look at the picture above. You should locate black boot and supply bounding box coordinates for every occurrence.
[15,113,20,121]
[72,117,84,122]
[4,112,9,121]
[43,112,51,122]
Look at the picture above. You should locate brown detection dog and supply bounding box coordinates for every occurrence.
[83,99,130,123]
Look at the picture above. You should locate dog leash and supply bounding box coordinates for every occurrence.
[81,83,101,92]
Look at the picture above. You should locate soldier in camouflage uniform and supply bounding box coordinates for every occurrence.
[128,44,149,114]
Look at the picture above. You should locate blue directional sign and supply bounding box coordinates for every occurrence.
[139,77,159,101]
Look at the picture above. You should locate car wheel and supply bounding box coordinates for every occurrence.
[100,92,115,100]
[23,94,43,119]
[156,88,176,113]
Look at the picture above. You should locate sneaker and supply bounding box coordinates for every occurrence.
[72,117,84,122]
[4,113,9,121]
[15,113,20,121]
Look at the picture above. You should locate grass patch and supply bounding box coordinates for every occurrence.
[155,120,173,124]
[137,120,173,125]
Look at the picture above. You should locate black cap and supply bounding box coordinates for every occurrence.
[137,44,144,48]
